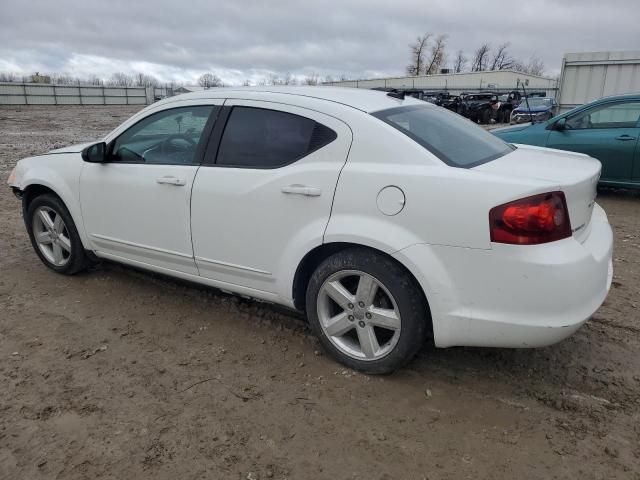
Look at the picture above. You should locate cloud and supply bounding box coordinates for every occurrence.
[0,0,637,85]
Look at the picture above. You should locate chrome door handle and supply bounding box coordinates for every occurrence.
[281,184,321,197]
[615,135,636,141]
[156,176,186,186]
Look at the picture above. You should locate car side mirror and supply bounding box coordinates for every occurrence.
[553,118,566,131]
[82,142,107,163]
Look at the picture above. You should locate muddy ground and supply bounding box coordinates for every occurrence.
[0,106,639,480]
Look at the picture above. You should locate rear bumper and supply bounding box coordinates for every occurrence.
[394,203,613,348]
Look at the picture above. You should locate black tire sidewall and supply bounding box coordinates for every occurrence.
[306,248,428,374]
[25,194,88,275]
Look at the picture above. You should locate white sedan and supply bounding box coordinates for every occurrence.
[8,87,613,373]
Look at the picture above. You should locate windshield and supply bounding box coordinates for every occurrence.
[519,98,553,108]
[372,105,515,168]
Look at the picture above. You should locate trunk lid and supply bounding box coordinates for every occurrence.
[475,144,601,242]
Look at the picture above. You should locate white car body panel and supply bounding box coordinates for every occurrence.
[80,162,201,274]
[9,152,91,247]
[80,98,225,274]
[190,99,353,299]
[8,86,614,349]
[394,204,612,347]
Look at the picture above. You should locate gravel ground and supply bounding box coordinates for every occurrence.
[1,106,639,480]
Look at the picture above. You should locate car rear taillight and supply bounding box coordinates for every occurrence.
[489,191,572,245]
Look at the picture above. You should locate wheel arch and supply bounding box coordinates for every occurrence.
[20,180,90,249]
[292,241,433,336]
[22,183,60,214]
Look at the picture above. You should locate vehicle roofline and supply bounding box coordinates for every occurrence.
[153,86,432,113]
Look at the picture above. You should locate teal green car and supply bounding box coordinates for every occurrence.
[492,94,640,189]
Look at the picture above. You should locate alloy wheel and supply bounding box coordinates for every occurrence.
[317,270,402,361]
[32,206,72,267]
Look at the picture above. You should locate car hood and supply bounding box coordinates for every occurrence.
[47,142,96,154]
[490,123,532,133]
[513,105,551,113]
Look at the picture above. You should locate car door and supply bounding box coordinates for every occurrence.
[546,100,640,182]
[190,100,352,298]
[80,101,222,274]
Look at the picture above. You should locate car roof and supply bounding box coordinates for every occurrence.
[590,92,640,103]
[159,86,426,113]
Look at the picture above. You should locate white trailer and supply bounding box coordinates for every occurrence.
[557,51,640,113]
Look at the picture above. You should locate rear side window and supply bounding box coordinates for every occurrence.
[216,107,337,168]
[372,105,514,168]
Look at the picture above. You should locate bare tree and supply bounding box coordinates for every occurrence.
[453,50,467,73]
[303,73,319,85]
[86,75,103,86]
[198,73,222,88]
[513,55,545,76]
[0,72,17,82]
[282,72,297,85]
[471,43,491,72]
[267,73,282,85]
[338,73,351,81]
[526,55,545,76]
[135,73,159,87]
[109,72,134,87]
[323,75,334,84]
[406,34,431,76]
[242,79,251,86]
[424,34,447,74]
[49,73,75,85]
[490,43,515,70]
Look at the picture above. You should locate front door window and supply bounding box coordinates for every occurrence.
[566,102,640,130]
[111,106,216,164]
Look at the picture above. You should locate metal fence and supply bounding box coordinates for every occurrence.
[0,82,153,106]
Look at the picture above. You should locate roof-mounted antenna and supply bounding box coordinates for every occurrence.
[387,90,405,100]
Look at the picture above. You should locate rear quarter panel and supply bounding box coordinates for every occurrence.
[325,117,560,253]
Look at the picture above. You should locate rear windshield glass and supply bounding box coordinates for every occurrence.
[372,105,515,168]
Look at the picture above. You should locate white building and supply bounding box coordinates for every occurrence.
[557,51,640,112]
[324,70,558,95]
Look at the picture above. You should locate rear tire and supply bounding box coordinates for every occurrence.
[25,194,91,275]
[306,248,428,374]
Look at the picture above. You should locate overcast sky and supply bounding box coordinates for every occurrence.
[0,0,638,85]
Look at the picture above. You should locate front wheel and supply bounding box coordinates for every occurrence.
[306,248,429,374]
[26,194,91,275]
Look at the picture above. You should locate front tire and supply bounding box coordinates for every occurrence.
[306,248,429,374]
[26,194,91,275]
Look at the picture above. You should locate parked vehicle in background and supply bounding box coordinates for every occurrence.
[510,97,558,124]
[423,91,451,105]
[499,90,526,122]
[458,93,497,123]
[439,93,463,113]
[459,92,518,124]
[8,87,613,373]
[493,93,640,189]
